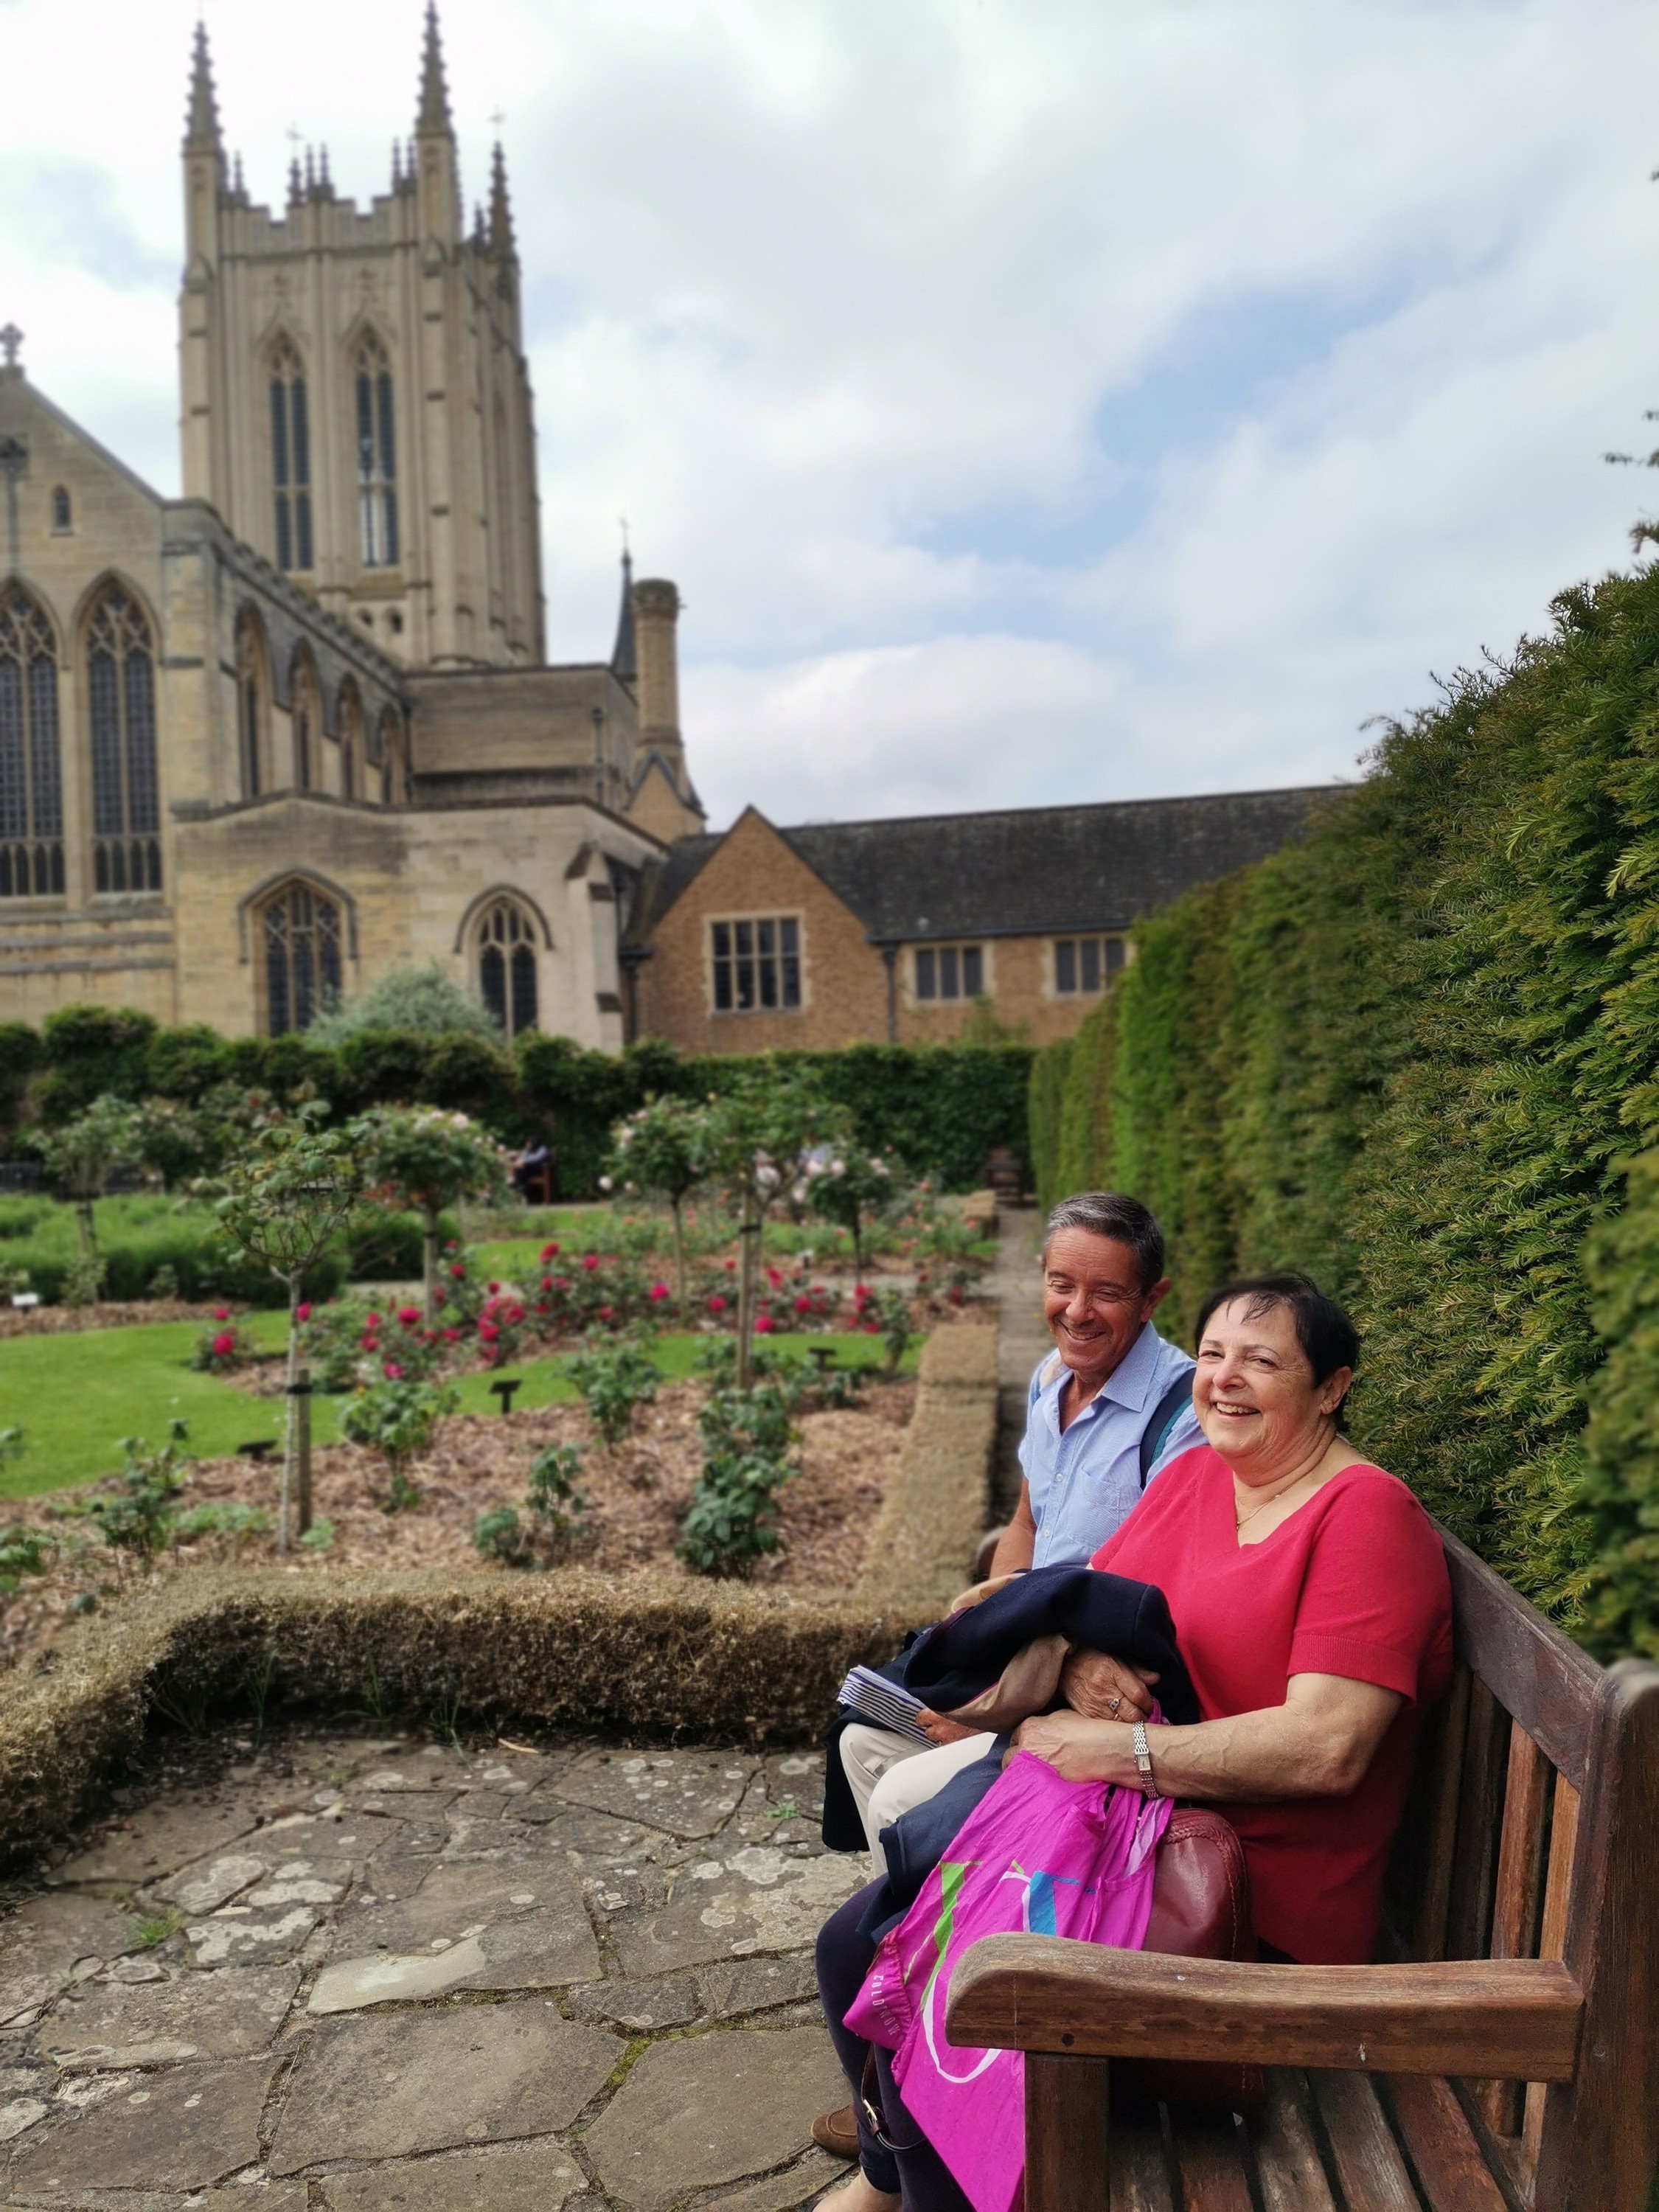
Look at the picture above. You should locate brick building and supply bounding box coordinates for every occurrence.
[622,787,1324,1052]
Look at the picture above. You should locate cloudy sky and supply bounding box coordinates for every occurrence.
[4,0,1658,828]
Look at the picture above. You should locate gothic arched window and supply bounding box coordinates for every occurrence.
[355,334,398,568]
[477,899,538,1038]
[338,682,363,800]
[259,879,342,1035]
[290,651,319,791]
[269,338,313,573]
[235,609,268,800]
[0,586,65,898]
[377,708,402,805]
[87,585,161,894]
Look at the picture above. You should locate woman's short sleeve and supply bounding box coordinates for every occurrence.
[1287,1475,1452,1704]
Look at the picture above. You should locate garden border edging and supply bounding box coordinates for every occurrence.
[0,1327,997,1869]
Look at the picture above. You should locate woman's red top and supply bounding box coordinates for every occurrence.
[1091,1446,1453,1965]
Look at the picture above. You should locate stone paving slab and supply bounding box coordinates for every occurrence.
[7,2055,275,2194]
[582,2024,847,2212]
[1,1725,867,2211]
[268,2000,619,2171]
[39,1964,299,2070]
[552,1750,759,1837]
[316,2135,585,2210]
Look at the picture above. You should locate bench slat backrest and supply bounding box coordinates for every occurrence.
[1413,1528,1659,2211]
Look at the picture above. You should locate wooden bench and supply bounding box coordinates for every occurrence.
[947,1527,1659,2211]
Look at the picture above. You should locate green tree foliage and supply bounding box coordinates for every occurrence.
[807,1145,900,1286]
[1027,564,1659,1657]
[610,1094,708,1312]
[357,1105,507,1323]
[305,961,504,1046]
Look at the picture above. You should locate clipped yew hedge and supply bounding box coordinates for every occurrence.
[4,1017,1031,1200]
[1031,562,1659,1660]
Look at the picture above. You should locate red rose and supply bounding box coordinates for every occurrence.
[648,1282,669,1301]
[479,1321,500,1340]
[213,1307,229,1321]
[540,1242,560,1261]
[397,1306,421,1326]
[795,1295,811,1313]
[708,1295,727,1312]
[383,1361,403,1380]
[754,1315,774,1334]
[295,1301,311,1322]
[582,1253,600,1272]
[211,1332,235,1357]
[451,1264,465,1279]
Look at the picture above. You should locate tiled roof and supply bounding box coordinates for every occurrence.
[625,787,1337,949]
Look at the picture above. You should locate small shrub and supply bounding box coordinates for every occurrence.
[86,1427,192,1561]
[298,1517,335,1551]
[568,1335,660,1446]
[855,1282,912,1372]
[172,1500,270,1543]
[473,1503,529,1565]
[61,1253,108,1307]
[815,1363,863,1411]
[190,1312,250,1372]
[526,1439,590,1541]
[677,1450,793,1577]
[148,1262,181,1300]
[341,1376,458,1510]
[0,1522,54,1597]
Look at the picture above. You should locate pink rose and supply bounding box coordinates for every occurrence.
[295,1302,311,1322]
[582,1253,600,1273]
[211,1332,235,1357]
[795,1295,811,1314]
[213,1307,229,1321]
[383,1361,403,1380]
[397,1306,421,1326]
[478,1321,500,1340]
[707,1295,727,1313]
[648,1282,669,1302]
[366,1311,382,1326]
[442,1326,460,1343]
[754,1315,774,1335]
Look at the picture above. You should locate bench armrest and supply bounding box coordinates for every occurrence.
[946,1938,1583,2081]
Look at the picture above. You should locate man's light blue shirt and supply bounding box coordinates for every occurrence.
[1019,1320,1203,1568]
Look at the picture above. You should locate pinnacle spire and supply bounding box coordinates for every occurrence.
[611,549,638,686]
[417,1,453,135]
[184,20,223,156]
[489,141,516,259]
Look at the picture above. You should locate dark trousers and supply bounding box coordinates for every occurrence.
[815,1879,975,2211]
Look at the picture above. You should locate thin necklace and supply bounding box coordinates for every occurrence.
[1234,1450,1329,1531]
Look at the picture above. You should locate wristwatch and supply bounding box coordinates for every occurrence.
[1131,1720,1160,1798]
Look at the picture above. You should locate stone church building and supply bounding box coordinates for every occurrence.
[0,11,702,1048]
[0,9,1324,1057]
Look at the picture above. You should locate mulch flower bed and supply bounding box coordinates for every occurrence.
[0,1377,917,1677]
[0,1298,254,1340]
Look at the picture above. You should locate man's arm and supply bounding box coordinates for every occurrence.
[989,1479,1037,1577]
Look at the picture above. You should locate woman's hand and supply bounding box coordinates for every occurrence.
[1059,1648,1159,1722]
[1010,1709,1137,1785]
[917,1708,980,1745]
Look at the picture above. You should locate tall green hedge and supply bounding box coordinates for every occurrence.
[2,1017,1032,1203]
[1029,563,1659,1660]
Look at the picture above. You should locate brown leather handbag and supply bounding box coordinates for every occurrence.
[1114,1806,1263,2113]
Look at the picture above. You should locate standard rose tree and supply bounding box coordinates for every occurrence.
[357,1105,509,1325]
[609,1094,709,1315]
[208,1106,365,1549]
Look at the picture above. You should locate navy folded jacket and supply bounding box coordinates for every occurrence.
[820,1566,1194,1858]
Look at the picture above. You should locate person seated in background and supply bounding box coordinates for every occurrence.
[510,1137,552,1203]
[813,1273,1453,2212]
[835,1191,1203,1854]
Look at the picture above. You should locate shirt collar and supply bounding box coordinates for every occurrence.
[1038,1319,1166,1422]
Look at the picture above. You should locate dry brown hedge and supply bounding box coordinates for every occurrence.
[0,1329,997,1869]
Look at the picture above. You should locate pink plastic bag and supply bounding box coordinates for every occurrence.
[844,1750,1170,2212]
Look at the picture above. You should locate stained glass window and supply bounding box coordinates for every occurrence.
[355,334,398,568]
[0,586,64,898]
[270,338,313,572]
[87,587,160,894]
[261,881,342,1034]
[478,900,538,1037]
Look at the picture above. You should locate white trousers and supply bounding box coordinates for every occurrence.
[838,1722,998,1863]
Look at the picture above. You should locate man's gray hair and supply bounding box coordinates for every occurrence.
[1043,1192,1166,1293]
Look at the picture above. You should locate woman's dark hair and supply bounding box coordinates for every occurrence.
[1194,1273,1360,1402]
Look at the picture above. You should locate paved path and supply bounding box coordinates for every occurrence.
[0,1727,861,2210]
[992,1204,1048,1523]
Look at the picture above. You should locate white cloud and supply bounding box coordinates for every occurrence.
[3,0,1658,824]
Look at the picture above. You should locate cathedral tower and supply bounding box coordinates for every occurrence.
[177,7,544,669]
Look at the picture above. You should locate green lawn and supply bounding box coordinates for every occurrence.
[0,1321,910,1502]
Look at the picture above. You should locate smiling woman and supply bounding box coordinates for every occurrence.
[1034,1271,1455,1968]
